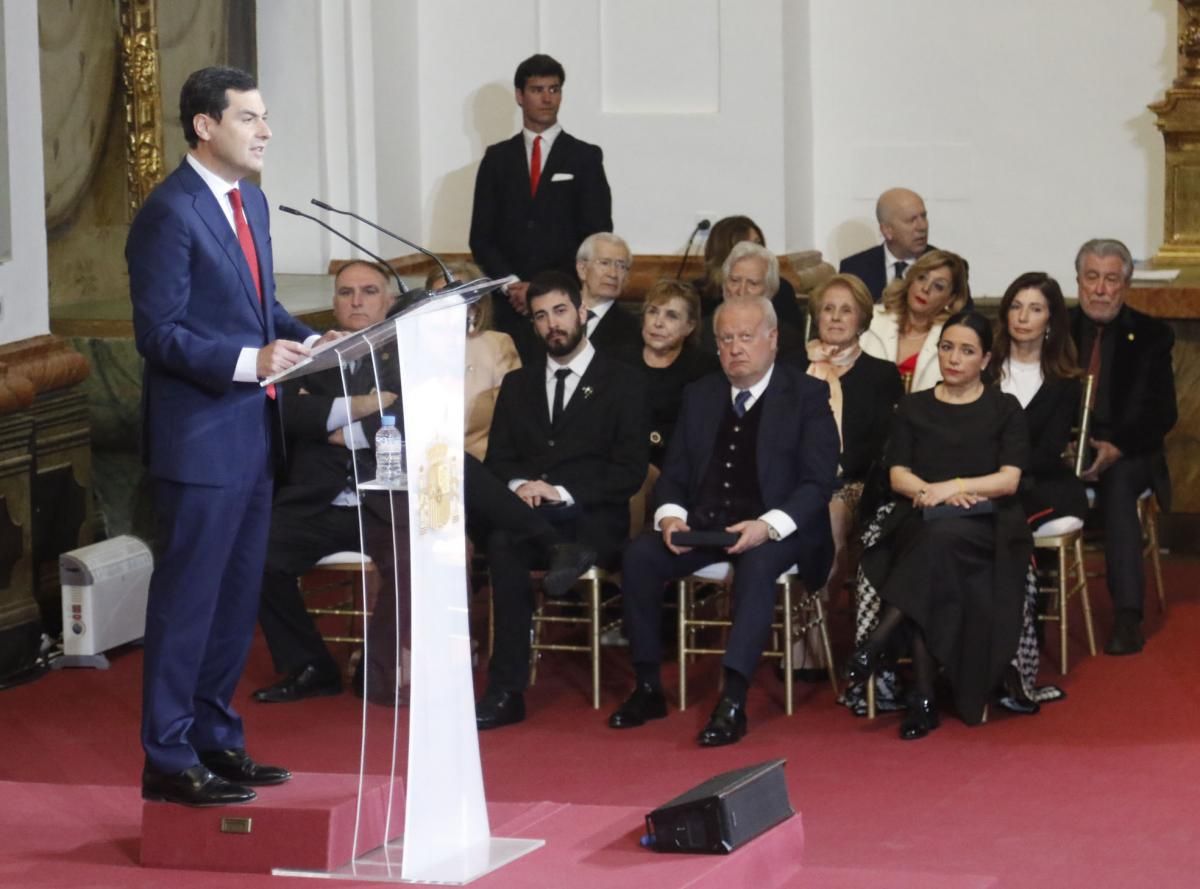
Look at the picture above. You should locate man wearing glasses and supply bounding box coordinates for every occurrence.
[575,232,641,354]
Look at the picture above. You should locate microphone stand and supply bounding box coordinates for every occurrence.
[311,198,457,286]
[278,204,409,296]
[676,219,711,280]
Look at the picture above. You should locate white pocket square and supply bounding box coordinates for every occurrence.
[550,172,574,182]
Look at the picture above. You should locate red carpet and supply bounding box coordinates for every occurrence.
[2,556,1198,887]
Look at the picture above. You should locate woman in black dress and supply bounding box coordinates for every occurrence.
[617,279,719,466]
[846,311,1033,739]
[992,272,1087,530]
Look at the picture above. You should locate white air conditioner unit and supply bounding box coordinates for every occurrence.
[56,535,153,669]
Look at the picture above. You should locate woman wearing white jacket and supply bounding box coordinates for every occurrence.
[860,250,971,392]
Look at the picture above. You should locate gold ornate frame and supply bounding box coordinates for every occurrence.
[119,0,165,218]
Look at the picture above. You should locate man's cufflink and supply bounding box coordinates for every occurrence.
[766,524,781,542]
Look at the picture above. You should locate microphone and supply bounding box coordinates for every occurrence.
[675,218,711,280]
[310,198,457,286]
[278,204,409,295]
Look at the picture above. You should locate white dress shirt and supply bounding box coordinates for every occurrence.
[999,356,1044,408]
[185,154,319,384]
[523,122,562,169]
[883,243,913,287]
[654,364,797,540]
[584,298,615,339]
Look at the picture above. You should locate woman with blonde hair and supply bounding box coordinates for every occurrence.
[860,250,970,392]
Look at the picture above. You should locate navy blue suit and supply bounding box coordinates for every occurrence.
[128,159,313,772]
[621,364,839,679]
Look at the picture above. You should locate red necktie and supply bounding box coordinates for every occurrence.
[228,188,262,299]
[228,188,275,398]
[530,135,543,196]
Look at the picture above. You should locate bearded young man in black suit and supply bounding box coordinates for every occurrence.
[476,271,649,730]
[608,296,839,747]
[469,54,613,363]
[1069,239,1177,656]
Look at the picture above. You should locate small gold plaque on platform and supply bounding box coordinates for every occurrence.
[219,817,253,834]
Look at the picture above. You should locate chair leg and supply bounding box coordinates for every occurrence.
[529,591,543,687]
[814,594,839,697]
[590,576,602,710]
[1076,536,1097,656]
[1146,504,1167,613]
[866,671,876,719]
[1058,540,1070,676]
[677,580,689,712]
[781,581,793,717]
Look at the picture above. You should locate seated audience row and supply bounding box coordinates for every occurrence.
[257,232,1176,750]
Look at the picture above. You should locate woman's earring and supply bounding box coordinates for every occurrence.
[1044,327,1050,339]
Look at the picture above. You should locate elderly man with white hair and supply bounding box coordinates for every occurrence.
[575,231,642,354]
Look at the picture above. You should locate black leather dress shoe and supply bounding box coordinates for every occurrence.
[142,764,256,807]
[199,748,292,786]
[899,694,940,741]
[697,697,747,747]
[845,642,886,684]
[252,664,342,703]
[608,683,668,729]
[1104,613,1144,656]
[475,690,525,730]
[543,544,597,599]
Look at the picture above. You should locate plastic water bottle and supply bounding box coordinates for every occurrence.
[374,415,406,487]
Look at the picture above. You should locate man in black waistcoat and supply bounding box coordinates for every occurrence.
[475,271,649,730]
[1070,238,1177,656]
[609,296,839,746]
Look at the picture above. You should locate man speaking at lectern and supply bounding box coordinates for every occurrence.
[128,67,329,806]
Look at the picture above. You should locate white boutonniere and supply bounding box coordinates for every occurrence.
[581,386,594,399]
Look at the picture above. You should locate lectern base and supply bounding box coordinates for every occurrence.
[273,836,544,884]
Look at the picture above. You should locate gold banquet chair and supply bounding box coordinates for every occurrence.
[301,551,377,649]
[676,561,838,716]
[1033,373,1097,674]
[489,465,660,710]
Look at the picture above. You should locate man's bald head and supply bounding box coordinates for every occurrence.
[875,188,929,260]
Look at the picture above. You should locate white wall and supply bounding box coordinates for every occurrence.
[257,0,1176,298]
[810,1,1175,295]
[0,0,49,345]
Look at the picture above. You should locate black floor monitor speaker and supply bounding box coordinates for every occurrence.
[644,758,793,854]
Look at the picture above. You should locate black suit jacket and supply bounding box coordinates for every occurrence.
[273,358,401,521]
[589,302,642,355]
[655,364,840,591]
[1017,374,1088,521]
[470,131,612,283]
[485,350,648,553]
[1069,304,1176,507]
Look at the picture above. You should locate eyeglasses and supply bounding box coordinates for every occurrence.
[591,258,630,273]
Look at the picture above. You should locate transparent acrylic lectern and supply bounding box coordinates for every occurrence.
[265,279,544,883]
